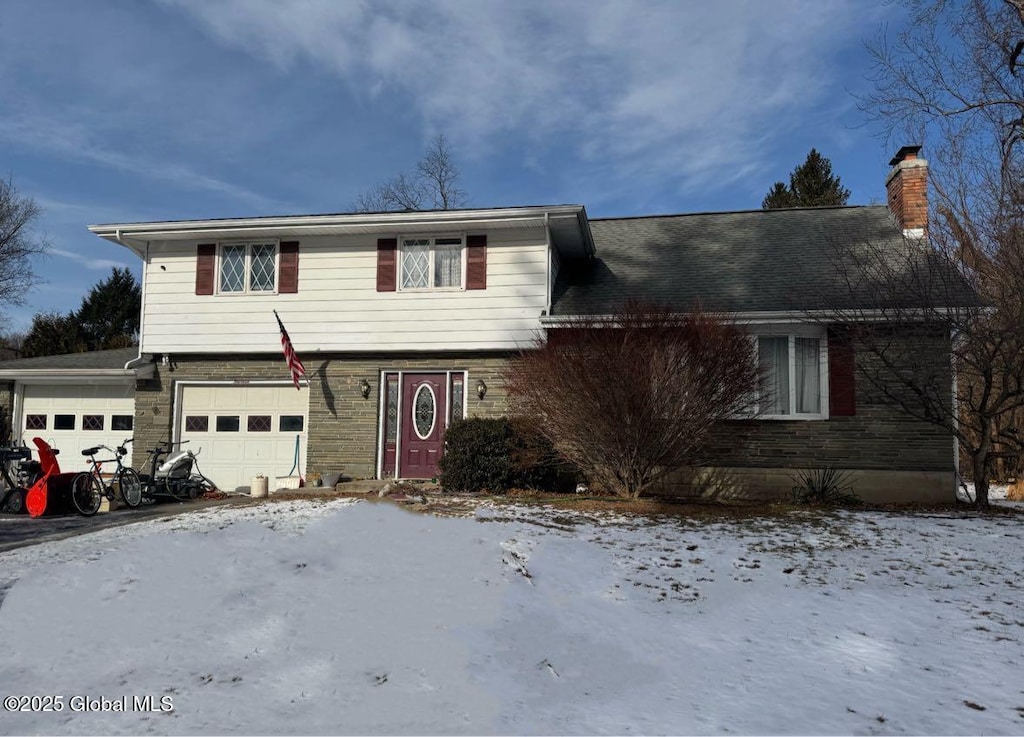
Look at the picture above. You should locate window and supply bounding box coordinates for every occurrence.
[450,375,464,422]
[280,415,305,432]
[247,415,272,432]
[757,334,825,418]
[400,237,463,290]
[219,242,277,294]
[216,416,240,432]
[54,414,75,430]
[112,415,134,431]
[185,416,209,432]
[82,415,104,431]
[25,415,46,430]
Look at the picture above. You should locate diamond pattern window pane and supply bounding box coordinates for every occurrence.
[185,415,209,432]
[247,415,272,432]
[250,244,276,291]
[401,241,430,289]
[386,379,399,442]
[25,414,46,430]
[220,245,246,292]
[82,414,104,431]
[413,385,436,439]
[450,378,463,422]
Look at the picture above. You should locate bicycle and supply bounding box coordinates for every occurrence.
[70,439,142,516]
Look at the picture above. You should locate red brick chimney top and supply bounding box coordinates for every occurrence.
[888,145,922,167]
[886,145,928,237]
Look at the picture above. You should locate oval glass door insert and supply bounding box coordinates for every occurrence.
[413,384,436,439]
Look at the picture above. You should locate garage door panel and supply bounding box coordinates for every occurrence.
[20,383,136,473]
[178,385,308,492]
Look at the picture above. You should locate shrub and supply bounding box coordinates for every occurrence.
[439,417,574,493]
[790,467,861,506]
[504,299,761,498]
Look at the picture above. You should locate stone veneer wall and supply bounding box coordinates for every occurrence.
[0,382,13,444]
[654,331,957,501]
[131,352,513,479]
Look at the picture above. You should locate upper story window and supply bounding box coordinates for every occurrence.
[220,242,277,294]
[400,237,463,290]
[756,331,827,419]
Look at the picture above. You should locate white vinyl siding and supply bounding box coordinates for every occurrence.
[141,227,550,353]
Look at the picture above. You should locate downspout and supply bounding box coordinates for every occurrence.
[113,230,151,371]
[951,326,960,498]
[544,212,552,317]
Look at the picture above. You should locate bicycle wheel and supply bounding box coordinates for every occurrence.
[70,473,103,516]
[117,468,143,508]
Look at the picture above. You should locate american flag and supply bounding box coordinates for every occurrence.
[274,310,306,390]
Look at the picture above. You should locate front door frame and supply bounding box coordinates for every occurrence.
[377,369,467,479]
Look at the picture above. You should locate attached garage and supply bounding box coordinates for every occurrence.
[0,348,149,474]
[174,383,308,492]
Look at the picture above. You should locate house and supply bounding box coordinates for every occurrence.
[2,146,956,501]
[0,348,152,472]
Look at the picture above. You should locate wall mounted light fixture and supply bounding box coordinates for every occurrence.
[476,379,487,400]
[359,379,372,399]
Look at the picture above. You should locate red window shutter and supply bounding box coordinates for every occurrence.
[828,328,856,416]
[195,244,216,295]
[279,241,299,293]
[466,234,487,290]
[377,238,397,292]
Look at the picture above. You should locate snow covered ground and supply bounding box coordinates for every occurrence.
[0,496,1022,735]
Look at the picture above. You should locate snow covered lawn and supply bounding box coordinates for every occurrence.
[0,497,1022,735]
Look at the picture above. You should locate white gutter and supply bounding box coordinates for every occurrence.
[88,206,586,240]
[540,307,966,326]
[544,212,552,317]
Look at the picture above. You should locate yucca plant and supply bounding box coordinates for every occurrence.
[791,467,860,506]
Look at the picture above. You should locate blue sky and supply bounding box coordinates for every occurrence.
[1,0,905,333]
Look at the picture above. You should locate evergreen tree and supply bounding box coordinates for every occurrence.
[20,311,83,357]
[762,148,851,209]
[76,267,141,351]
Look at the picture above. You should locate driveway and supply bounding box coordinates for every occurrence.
[0,496,252,553]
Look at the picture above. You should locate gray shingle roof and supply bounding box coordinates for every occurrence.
[0,348,140,371]
[551,205,977,315]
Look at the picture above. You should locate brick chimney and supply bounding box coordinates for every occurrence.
[885,145,928,238]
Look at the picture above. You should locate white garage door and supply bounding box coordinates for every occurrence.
[177,384,308,492]
[20,383,136,473]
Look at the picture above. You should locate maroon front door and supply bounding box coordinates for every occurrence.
[398,373,447,479]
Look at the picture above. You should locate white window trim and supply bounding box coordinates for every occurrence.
[397,234,466,292]
[216,240,280,296]
[753,325,830,421]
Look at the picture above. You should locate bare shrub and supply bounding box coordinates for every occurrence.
[504,300,760,499]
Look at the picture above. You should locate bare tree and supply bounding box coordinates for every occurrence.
[353,134,467,212]
[847,0,1024,506]
[504,301,761,499]
[0,176,48,309]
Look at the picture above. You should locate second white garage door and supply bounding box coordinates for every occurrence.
[177,384,308,492]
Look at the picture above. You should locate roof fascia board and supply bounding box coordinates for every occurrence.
[88,206,586,241]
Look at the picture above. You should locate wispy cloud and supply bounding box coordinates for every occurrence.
[164,0,881,201]
[48,248,131,272]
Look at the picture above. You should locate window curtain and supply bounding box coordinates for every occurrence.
[794,337,821,414]
[759,336,790,415]
[434,243,462,288]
